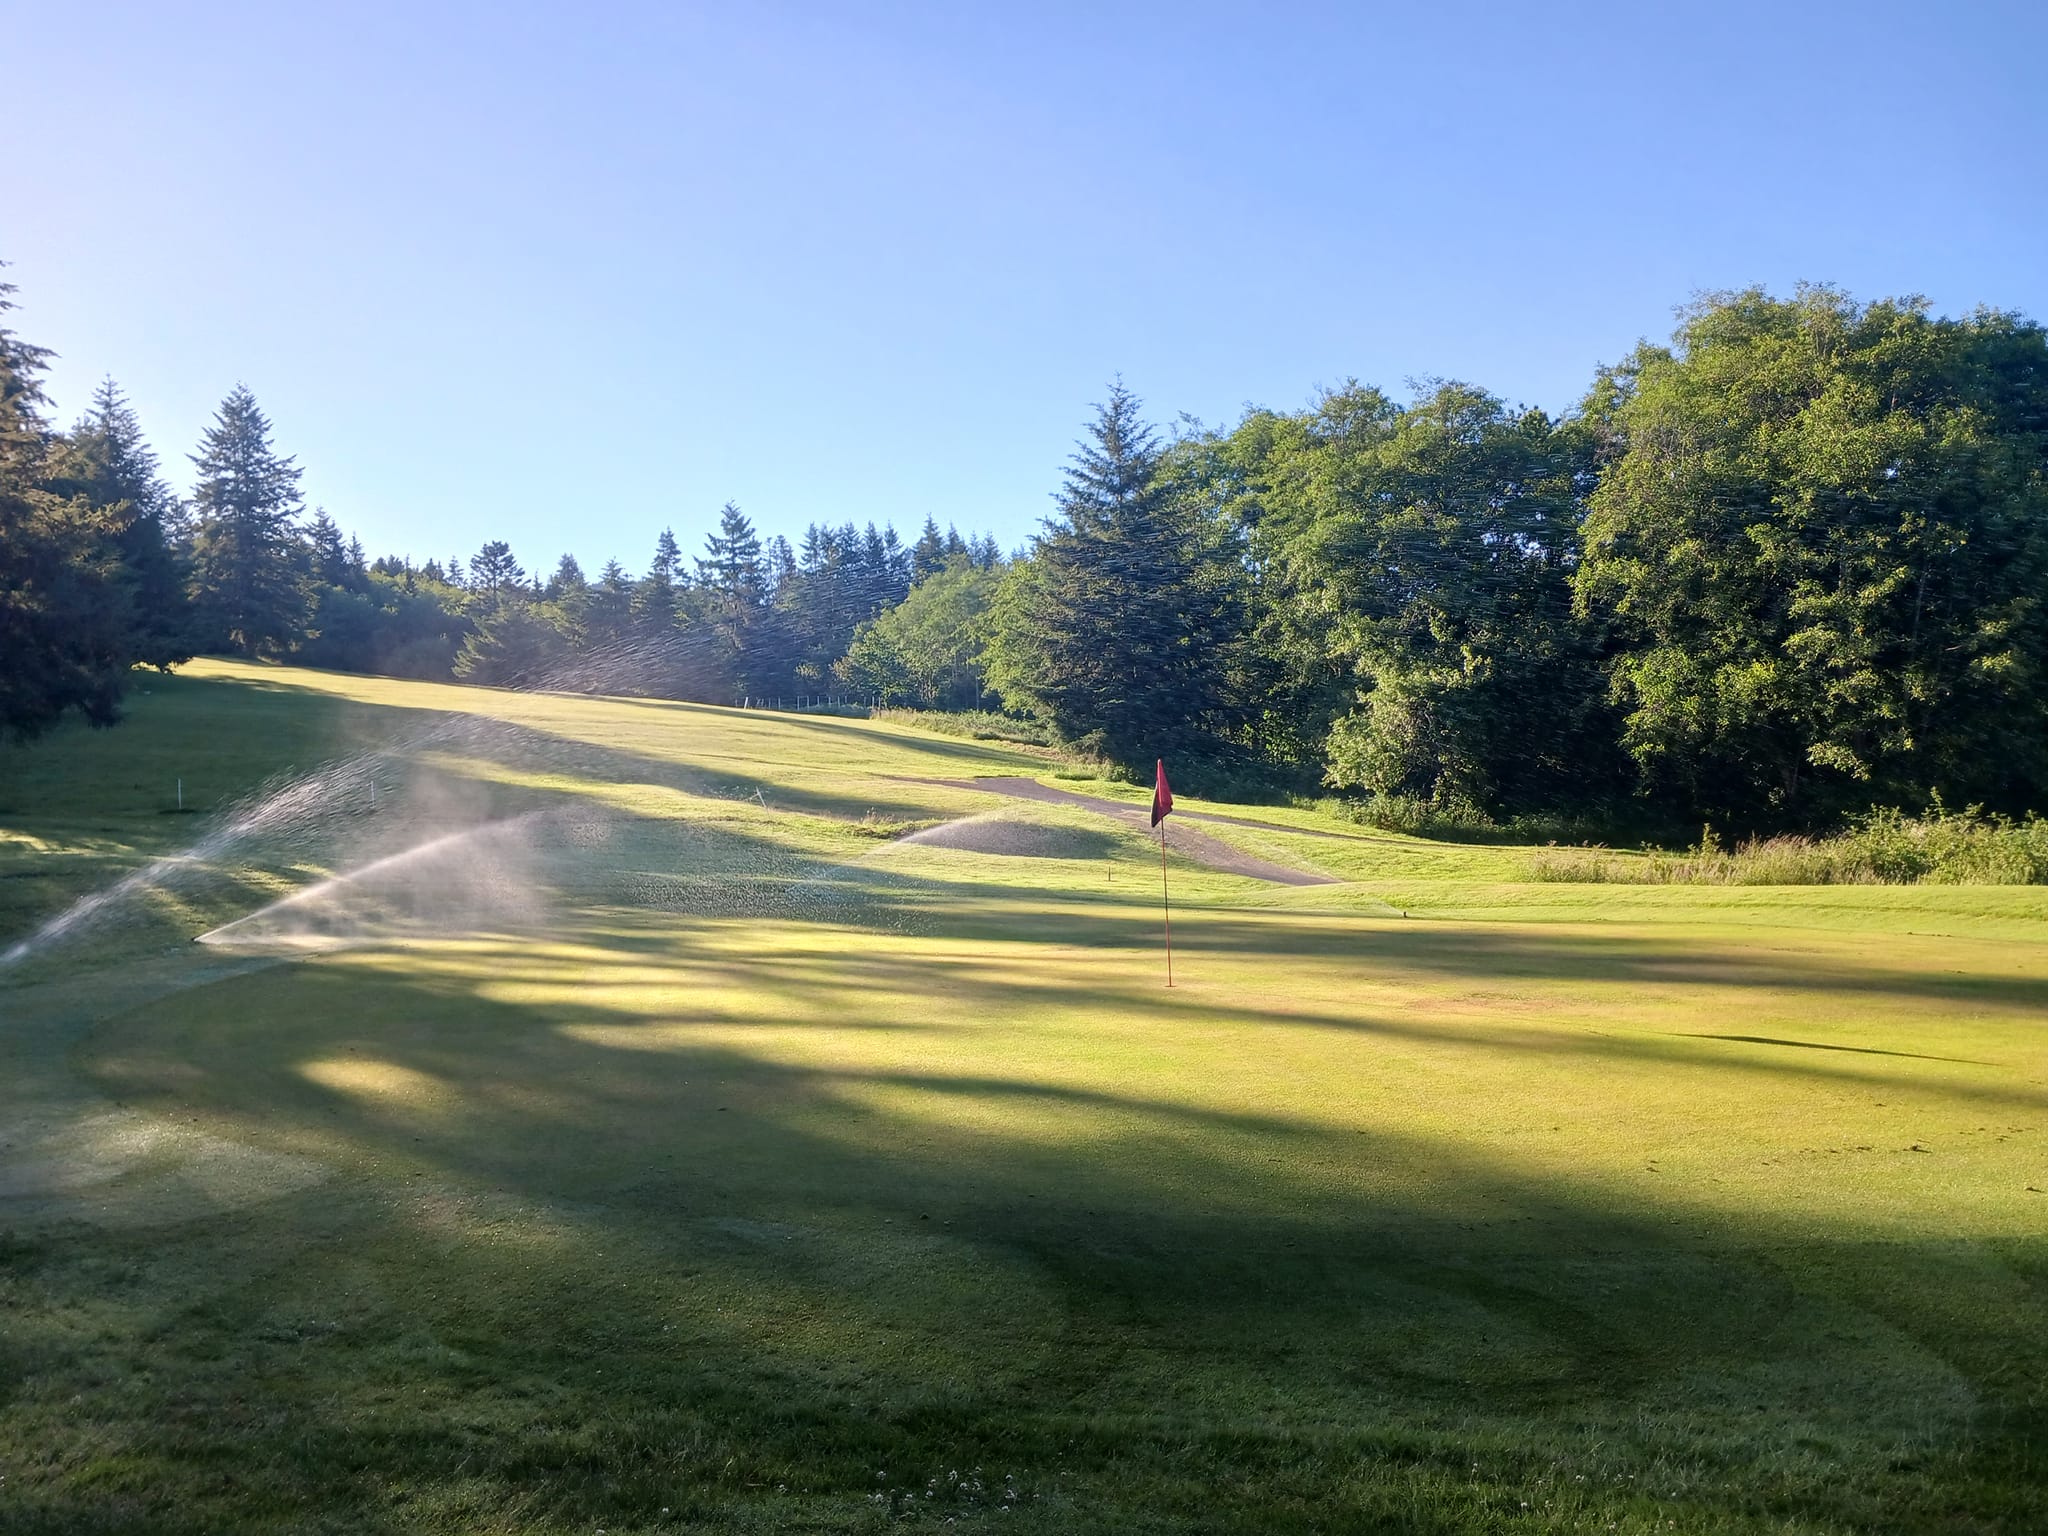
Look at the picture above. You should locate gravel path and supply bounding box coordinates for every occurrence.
[903,776,1341,886]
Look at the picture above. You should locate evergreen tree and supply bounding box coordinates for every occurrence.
[454,602,574,687]
[586,558,635,652]
[911,516,948,583]
[49,377,193,669]
[467,539,525,606]
[695,502,776,691]
[0,275,133,738]
[635,527,683,630]
[306,508,353,587]
[763,534,797,597]
[986,382,1246,763]
[544,553,587,600]
[188,385,306,655]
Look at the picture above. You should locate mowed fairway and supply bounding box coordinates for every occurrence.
[2,664,2045,1534]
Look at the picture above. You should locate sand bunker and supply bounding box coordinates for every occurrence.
[897,811,1120,860]
[897,780,1341,885]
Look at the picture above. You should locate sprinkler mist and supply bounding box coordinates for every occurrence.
[195,812,553,951]
[0,631,832,972]
[0,746,409,969]
[0,710,554,971]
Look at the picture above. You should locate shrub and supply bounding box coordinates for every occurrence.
[1313,791,1500,839]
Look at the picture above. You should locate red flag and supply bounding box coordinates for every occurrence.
[1151,758,1174,827]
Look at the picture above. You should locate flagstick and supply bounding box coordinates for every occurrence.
[1159,821,1173,988]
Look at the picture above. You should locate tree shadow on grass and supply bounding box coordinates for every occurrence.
[28,937,2045,1534]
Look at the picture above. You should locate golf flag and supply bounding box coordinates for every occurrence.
[1152,759,1174,987]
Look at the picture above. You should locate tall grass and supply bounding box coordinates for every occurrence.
[1530,805,2048,886]
[1312,791,1627,846]
[872,707,1059,748]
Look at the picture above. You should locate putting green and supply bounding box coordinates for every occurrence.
[2,662,2044,1533]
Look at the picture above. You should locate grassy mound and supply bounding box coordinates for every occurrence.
[896,807,1124,860]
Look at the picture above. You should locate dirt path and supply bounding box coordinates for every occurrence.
[903,776,1342,886]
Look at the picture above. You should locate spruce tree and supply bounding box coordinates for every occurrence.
[763,534,796,597]
[50,377,193,669]
[635,528,683,630]
[544,553,587,600]
[911,516,948,583]
[695,502,776,690]
[306,508,352,586]
[0,276,134,738]
[587,558,635,650]
[188,385,306,655]
[986,382,1245,763]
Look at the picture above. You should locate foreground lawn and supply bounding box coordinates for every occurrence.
[2,663,2044,1533]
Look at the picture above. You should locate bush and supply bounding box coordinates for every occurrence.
[1313,791,1500,839]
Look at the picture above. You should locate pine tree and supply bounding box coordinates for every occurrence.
[986,382,1246,763]
[188,386,306,655]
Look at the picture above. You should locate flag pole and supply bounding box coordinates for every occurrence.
[1159,820,1173,988]
[1151,757,1175,989]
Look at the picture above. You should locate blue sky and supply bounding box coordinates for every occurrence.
[8,1,2044,573]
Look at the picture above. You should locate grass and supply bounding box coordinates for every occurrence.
[870,707,1061,749]
[1529,810,2048,887]
[2,660,2045,1533]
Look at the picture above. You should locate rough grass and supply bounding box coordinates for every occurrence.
[871,707,1059,749]
[2,661,2045,1534]
[1530,807,2048,887]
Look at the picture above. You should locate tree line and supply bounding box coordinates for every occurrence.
[0,266,1003,735]
[6,268,2045,835]
[990,289,2048,833]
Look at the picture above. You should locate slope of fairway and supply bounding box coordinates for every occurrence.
[3,662,2045,1534]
